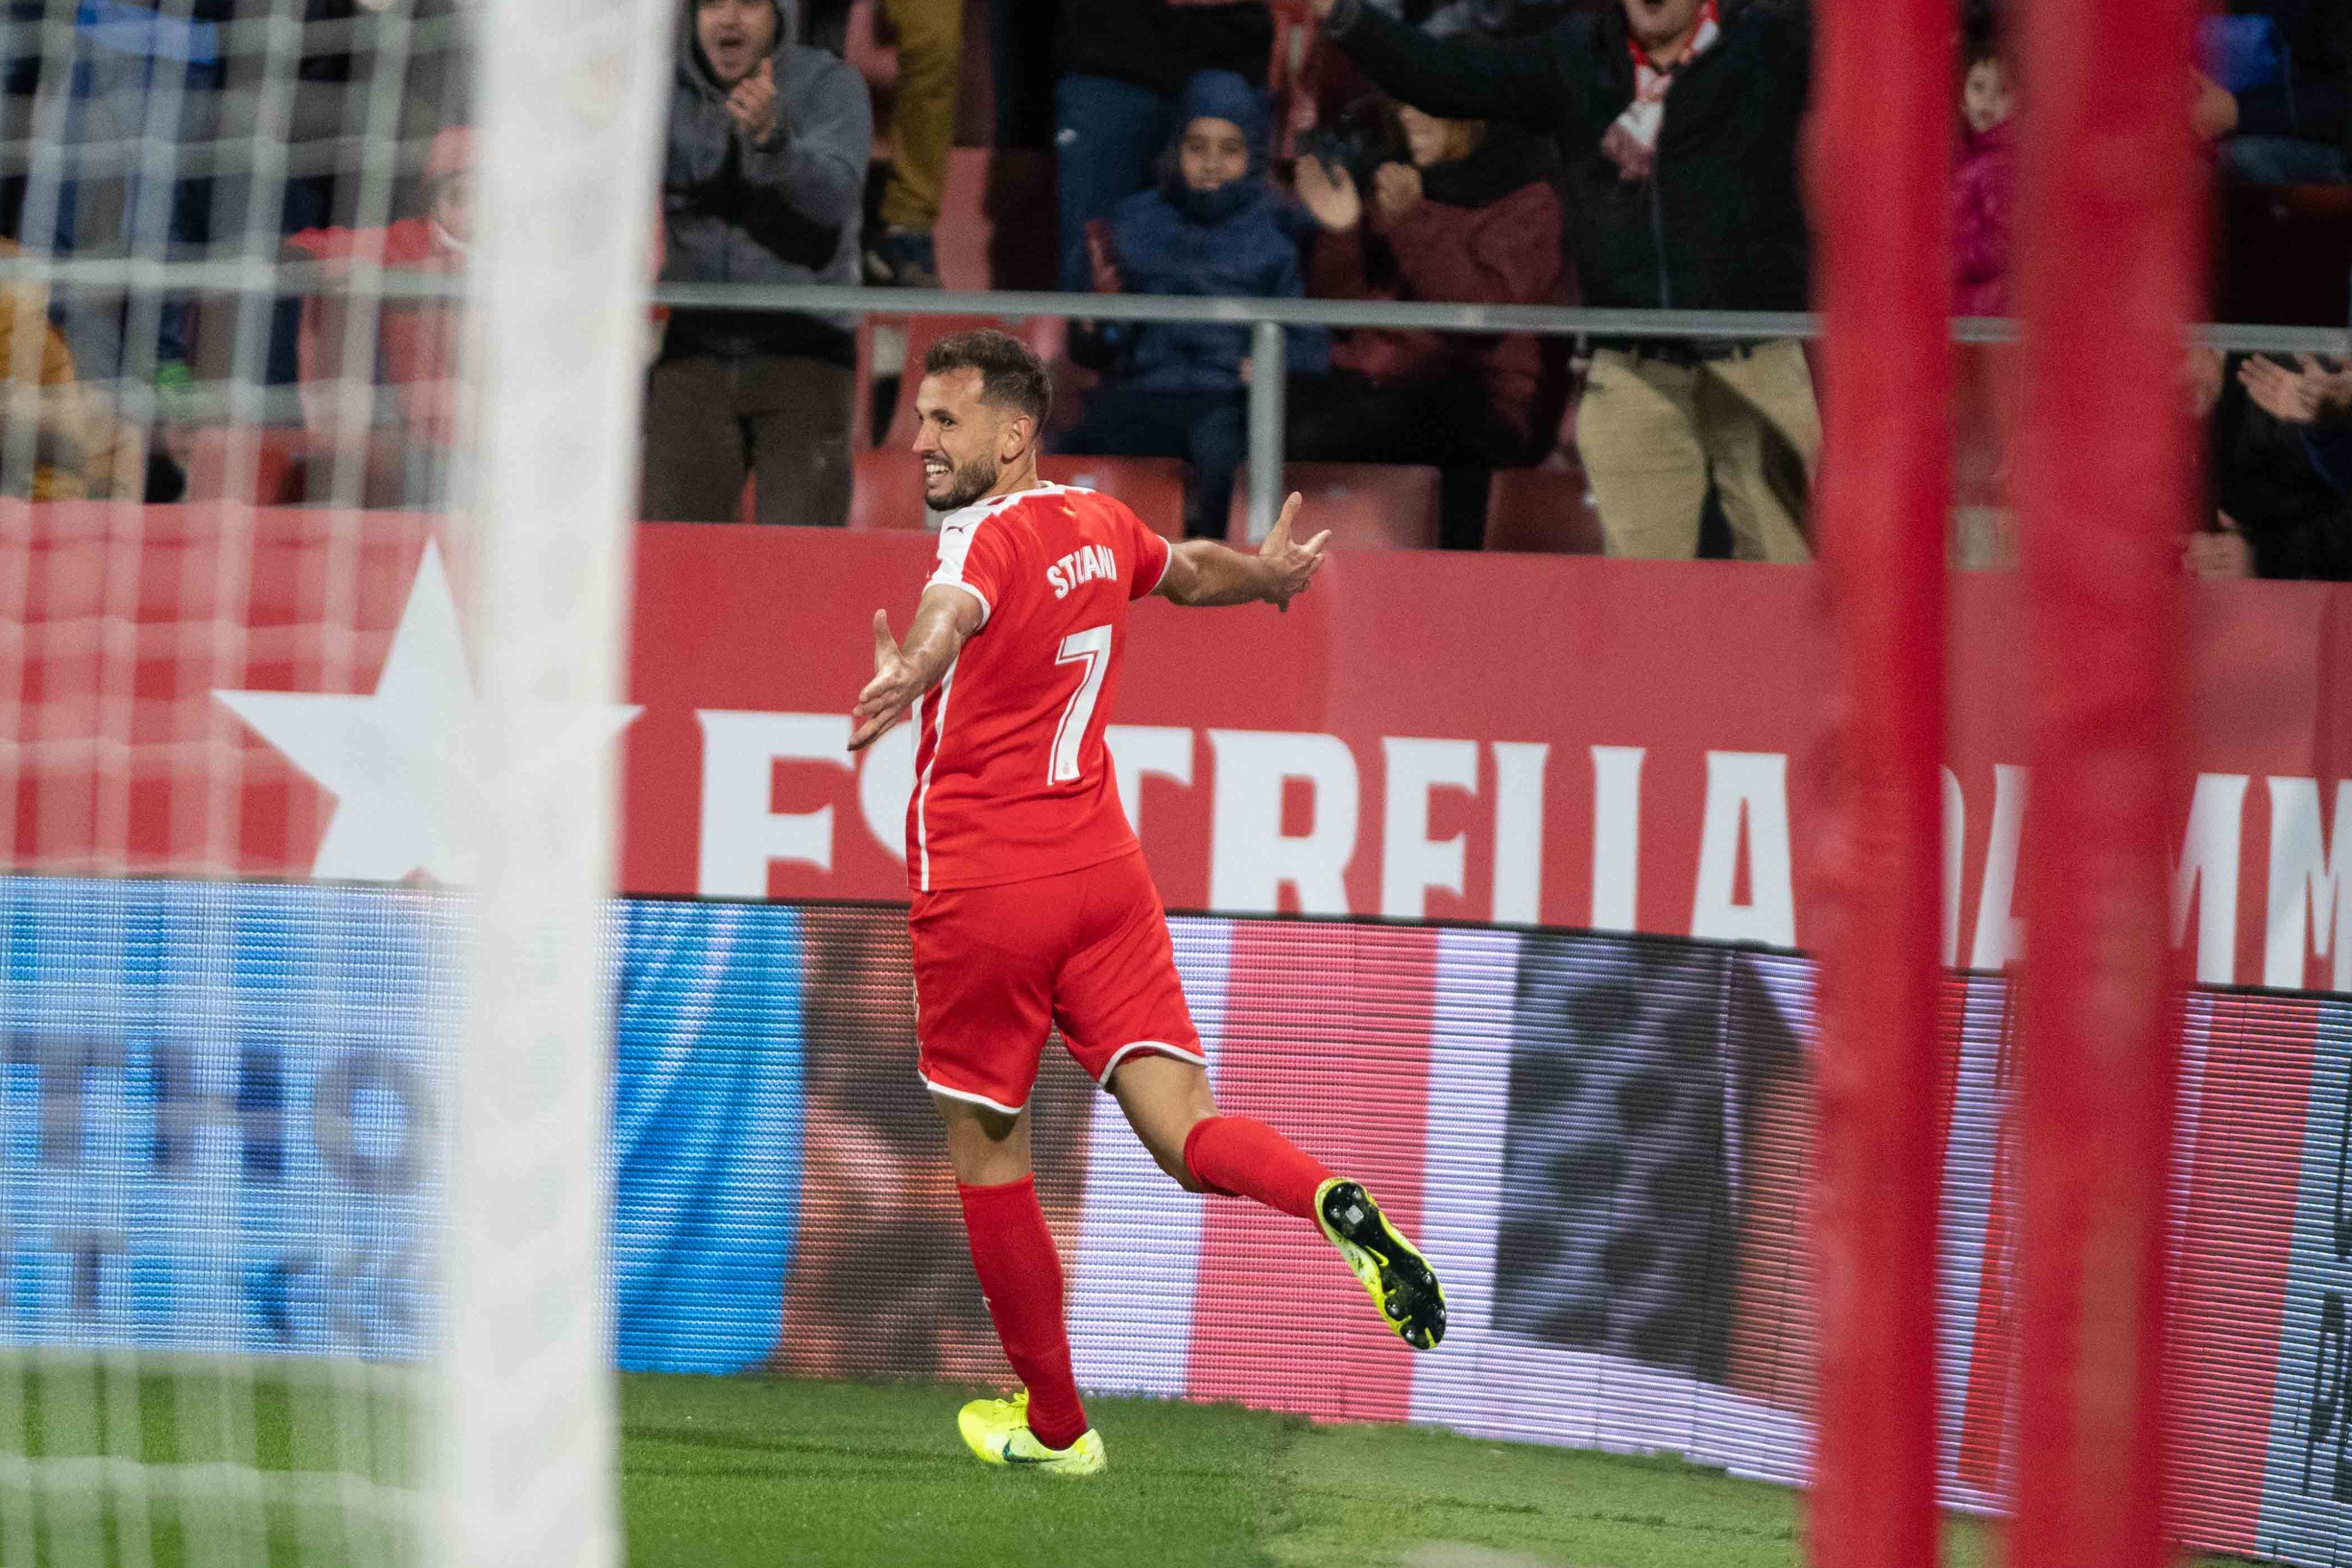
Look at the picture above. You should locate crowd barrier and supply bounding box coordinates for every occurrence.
[3,874,2350,1565]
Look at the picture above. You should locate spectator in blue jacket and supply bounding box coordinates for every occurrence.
[2193,0,2351,185]
[1053,68,1327,537]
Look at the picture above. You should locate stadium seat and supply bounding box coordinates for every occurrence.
[180,426,312,506]
[878,313,1062,447]
[935,148,1058,293]
[1482,465,1605,554]
[1951,342,2020,511]
[837,447,1189,537]
[842,0,896,96]
[843,451,1185,538]
[1038,455,1187,539]
[847,448,934,531]
[849,315,878,451]
[1224,462,1441,550]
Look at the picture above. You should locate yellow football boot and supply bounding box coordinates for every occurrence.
[1316,1178,1448,1350]
[956,1389,1107,1476]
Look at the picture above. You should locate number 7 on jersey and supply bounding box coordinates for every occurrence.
[1050,625,1112,784]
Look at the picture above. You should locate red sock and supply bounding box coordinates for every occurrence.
[957,1175,1089,1450]
[1181,1115,1335,1221]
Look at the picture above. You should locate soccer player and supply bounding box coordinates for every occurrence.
[849,329,1446,1477]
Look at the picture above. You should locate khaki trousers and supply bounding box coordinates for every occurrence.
[1575,340,1821,562]
[877,0,963,232]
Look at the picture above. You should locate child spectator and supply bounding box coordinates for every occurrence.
[1953,3,2014,318]
[1052,1,1276,295]
[1290,102,1565,547]
[1052,69,1328,538]
[643,0,870,526]
[284,124,473,454]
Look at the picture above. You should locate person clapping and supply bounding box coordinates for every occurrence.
[643,0,872,527]
[1287,100,1565,547]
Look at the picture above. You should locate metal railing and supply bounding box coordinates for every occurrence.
[9,258,2351,537]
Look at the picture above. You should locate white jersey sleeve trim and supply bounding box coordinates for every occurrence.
[929,578,991,624]
[926,514,995,629]
[1138,533,1173,598]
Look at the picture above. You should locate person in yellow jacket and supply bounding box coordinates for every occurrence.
[0,238,147,502]
[0,237,91,500]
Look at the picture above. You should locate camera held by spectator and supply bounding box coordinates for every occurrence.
[1294,97,1403,203]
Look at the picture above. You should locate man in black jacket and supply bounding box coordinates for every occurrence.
[1312,0,1818,562]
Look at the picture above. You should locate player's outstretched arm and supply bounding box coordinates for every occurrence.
[849,584,984,752]
[1154,491,1331,610]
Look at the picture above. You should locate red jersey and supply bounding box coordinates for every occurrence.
[907,482,1173,892]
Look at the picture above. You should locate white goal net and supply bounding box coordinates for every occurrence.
[0,0,671,1559]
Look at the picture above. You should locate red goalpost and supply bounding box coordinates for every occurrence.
[1812,0,2200,1562]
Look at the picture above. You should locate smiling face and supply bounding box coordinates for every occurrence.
[1620,0,1705,57]
[913,367,1031,512]
[695,0,776,87]
[1178,116,1250,194]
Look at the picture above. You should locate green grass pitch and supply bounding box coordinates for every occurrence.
[620,1373,2241,1568]
[0,1358,2260,1567]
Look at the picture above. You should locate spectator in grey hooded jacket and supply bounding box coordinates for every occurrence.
[643,0,871,526]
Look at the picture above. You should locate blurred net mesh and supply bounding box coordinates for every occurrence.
[1,1,481,1562]
[2,0,473,509]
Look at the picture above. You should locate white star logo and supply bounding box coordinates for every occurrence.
[214,541,642,885]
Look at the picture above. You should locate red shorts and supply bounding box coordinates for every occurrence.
[910,850,1204,1114]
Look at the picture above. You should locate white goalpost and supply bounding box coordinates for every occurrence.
[440,0,671,1559]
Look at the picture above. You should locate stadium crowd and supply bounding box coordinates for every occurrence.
[1,0,2350,576]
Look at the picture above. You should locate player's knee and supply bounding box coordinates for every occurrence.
[1148,1124,1211,1191]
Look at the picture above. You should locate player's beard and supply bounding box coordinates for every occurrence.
[926,451,1002,513]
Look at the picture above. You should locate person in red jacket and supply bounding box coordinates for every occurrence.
[1290,100,1566,547]
[284,125,473,458]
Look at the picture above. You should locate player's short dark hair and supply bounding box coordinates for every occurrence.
[923,329,1052,429]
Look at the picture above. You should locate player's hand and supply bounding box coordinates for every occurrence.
[850,609,919,751]
[1259,491,1330,612]
[728,57,780,147]
[1309,0,1337,19]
